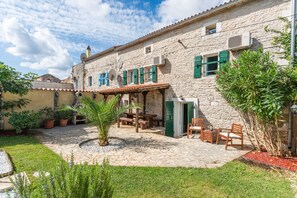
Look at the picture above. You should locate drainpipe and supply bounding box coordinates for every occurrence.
[0,87,3,130]
[288,0,297,149]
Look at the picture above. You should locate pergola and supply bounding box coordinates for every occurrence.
[98,83,170,132]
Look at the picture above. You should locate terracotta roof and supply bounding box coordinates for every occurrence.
[32,81,95,92]
[32,87,96,93]
[99,83,170,94]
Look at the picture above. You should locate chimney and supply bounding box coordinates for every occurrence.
[86,46,91,57]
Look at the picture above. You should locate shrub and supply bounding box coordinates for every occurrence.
[55,106,73,120]
[39,107,55,120]
[12,158,113,198]
[216,48,297,156]
[8,111,41,133]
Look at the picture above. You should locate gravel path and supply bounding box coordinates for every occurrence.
[35,124,252,168]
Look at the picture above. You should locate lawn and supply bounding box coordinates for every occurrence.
[0,136,294,198]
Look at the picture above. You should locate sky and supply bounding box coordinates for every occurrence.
[0,0,228,79]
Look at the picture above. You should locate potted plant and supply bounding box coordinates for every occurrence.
[55,107,72,127]
[40,107,55,129]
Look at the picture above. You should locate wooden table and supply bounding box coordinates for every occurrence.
[124,113,157,127]
[200,129,218,144]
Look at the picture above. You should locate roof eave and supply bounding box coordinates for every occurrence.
[116,0,241,51]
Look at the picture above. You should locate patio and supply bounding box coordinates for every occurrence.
[35,124,251,168]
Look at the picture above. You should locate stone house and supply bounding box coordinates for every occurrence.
[72,0,293,138]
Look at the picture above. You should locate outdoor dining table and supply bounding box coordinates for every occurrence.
[124,112,157,127]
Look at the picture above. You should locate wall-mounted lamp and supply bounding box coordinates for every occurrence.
[291,104,297,115]
[179,95,184,101]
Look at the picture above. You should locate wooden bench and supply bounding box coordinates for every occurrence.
[138,120,149,129]
[119,117,134,125]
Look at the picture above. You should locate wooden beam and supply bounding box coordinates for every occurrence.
[142,91,148,114]
[158,89,165,127]
[135,93,139,132]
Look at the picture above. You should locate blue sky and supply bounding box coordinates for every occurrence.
[0,0,227,79]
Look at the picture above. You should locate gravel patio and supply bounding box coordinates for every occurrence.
[35,124,251,168]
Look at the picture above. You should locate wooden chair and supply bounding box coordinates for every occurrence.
[216,123,243,150]
[187,118,205,138]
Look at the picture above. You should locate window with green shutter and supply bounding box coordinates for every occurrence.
[194,56,202,78]
[123,70,127,85]
[219,50,229,70]
[133,68,138,84]
[140,67,144,84]
[194,50,229,78]
[140,66,156,83]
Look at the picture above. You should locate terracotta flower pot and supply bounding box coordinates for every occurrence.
[44,119,55,129]
[60,119,68,127]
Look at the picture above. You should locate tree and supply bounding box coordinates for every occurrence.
[72,95,135,146]
[0,62,37,130]
[216,48,297,156]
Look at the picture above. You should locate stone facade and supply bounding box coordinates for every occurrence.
[72,0,291,136]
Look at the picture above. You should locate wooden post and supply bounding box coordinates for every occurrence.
[292,114,297,155]
[117,94,124,128]
[159,89,165,127]
[142,91,148,114]
[103,94,108,102]
[128,94,132,113]
[135,93,139,132]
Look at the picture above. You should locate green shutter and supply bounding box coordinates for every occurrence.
[123,70,127,85]
[194,56,202,78]
[152,65,157,82]
[133,68,138,84]
[165,101,174,137]
[219,50,229,70]
[187,102,194,125]
[140,67,144,84]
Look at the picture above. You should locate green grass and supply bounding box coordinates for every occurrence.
[0,136,294,198]
[0,136,61,173]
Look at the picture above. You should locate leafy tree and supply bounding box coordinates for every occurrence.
[0,62,37,130]
[72,95,136,146]
[216,48,297,156]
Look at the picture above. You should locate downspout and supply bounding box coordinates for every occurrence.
[288,0,297,149]
[0,87,3,130]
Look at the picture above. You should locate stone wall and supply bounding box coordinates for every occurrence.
[72,0,291,131]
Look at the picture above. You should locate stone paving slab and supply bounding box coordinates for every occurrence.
[0,151,13,178]
[35,124,251,168]
[0,172,29,194]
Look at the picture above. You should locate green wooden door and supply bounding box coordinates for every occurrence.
[187,102,194,124]
[165,101,174,137]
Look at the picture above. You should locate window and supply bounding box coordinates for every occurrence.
[205,56,218,76]
[127,70,134,84]
[143,67,152,82]
[206,24,216,35]
[88,76,92,86]
[98,72,109,86]
[145,46,152,54]
[140,65,157,83]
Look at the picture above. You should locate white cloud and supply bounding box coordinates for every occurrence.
[1,17,73,78]
[155,0,229,29]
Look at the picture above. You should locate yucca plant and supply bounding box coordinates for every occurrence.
[72,95,136,146]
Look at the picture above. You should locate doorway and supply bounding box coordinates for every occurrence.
[165,98,198,137]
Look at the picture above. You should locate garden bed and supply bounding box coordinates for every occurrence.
[242,151,297,172]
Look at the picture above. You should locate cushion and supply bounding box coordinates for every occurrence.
[190,126,202,130]
[219,132,241,139]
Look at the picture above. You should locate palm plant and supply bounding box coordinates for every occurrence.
[72,95,135,146]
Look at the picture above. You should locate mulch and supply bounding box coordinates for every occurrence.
[242,151,297,172]
[0,130,29,136]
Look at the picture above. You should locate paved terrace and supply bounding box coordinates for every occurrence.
[35,124,251,168]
